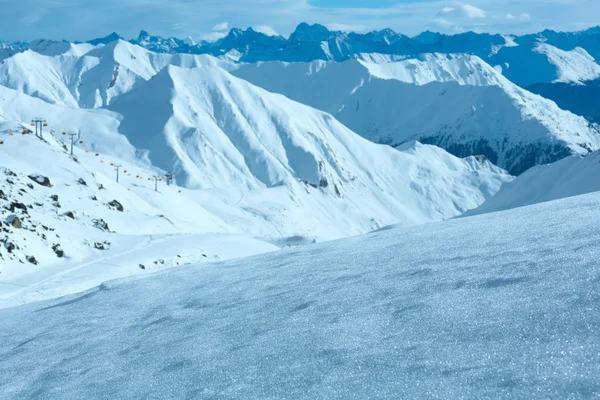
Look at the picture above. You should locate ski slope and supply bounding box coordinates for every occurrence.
[0,191,599,399]
[465,150,600,216]
[234,54,600,175]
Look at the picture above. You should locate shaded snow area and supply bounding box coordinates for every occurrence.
[465,150,600,216]
[0,192,599,399]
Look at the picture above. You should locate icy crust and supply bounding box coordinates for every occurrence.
[0,192,599,398]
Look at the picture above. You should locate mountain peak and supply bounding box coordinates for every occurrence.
[289,23,332,42]
[87,32,123,46]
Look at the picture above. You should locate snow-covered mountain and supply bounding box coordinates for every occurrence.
[465,150,600,216]
[234,54,600,175]
[0,40,233,109]
[0,58,513,306]
[2,188,600,398]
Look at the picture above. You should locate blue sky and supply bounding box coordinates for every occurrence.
[1,0,599,42]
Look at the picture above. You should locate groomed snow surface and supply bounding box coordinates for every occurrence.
[0,192,599,399]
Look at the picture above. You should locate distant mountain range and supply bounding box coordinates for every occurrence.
[3,23,600,122]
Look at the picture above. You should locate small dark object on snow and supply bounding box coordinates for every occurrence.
[9,202,28,213]
[108,200,124,212]
[52,244,64,258]
[7,215,22,229]
[94,242,106,250]
[64,211,75,219]
[91,196,97,201]
[78,178,87,186]
[92,218,109,231]
[28,174,52,187]
[4,242,16,253]
[50,194,58,201]
[98,184,105,190]
[0,190,6,200]
[26,256,38,265]
[139,264,146,270]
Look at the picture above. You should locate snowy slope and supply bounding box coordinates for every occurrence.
[106,64,512,227]
[533,43,600,84]
[234,54,600,175]
[464,150,600,216]
[0,126,284,306]
[1,191,599,398]
[0,40,234,108]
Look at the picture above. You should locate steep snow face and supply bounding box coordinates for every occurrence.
[234,54,600,175]
[534,43,600,84]
[1,191,599,398]
[107,65,512,221]
[0,40,234,108]
[465,150,600,216]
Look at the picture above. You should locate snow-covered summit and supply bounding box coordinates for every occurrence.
[234,54,600,175]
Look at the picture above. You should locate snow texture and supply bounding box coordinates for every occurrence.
[0,192,599,399]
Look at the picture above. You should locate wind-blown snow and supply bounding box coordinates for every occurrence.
[0,191,599,398]
[465,150,600,216]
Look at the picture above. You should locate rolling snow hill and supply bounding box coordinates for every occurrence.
[464,150,600,216]
[234,54,600,175]
[1,190,599,398]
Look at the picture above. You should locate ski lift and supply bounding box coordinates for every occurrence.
[0,139,4,144]
[8,132,13,136]
[30,123,34,127]
[95,152,99,156]
[110,162,114,166]
[123,170,127,173]
[79,140,83,144]
[22,130,27,135]
[62,131,66,135]
[43,122,48,127]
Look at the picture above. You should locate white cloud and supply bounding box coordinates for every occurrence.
[253,25,279,36]
[325,23,369,33]
[212,22,229,32]
[505,13,515,20]
[201,31,227,42]
[438,4,487,19]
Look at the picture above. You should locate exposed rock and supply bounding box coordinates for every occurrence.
[26,256,38,265]
[6,215,22,229]
[9,202,28,213]
[50,194,59,202]
[91,196,97,201]
[26,183,34,189]
[0,190,5,200]
[64,211,75,219]
[4,242,15,253]
[94,242,106,250]
[98,184,105,191]
[93,218,110,232]
[139,264,146,270]
[28,174,52,187]
[108,200,124,212]
[78,178,87,186]
[52,244,64,258]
